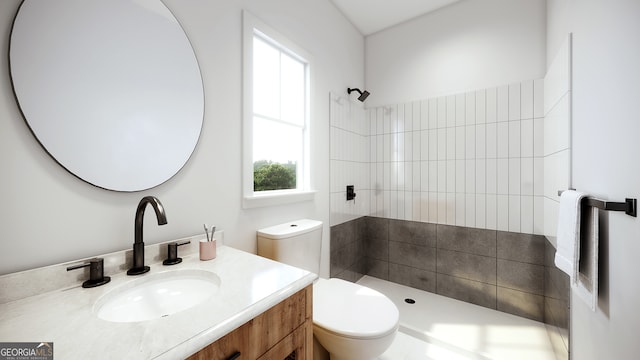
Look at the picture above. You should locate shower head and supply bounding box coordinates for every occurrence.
[347,88,370,102]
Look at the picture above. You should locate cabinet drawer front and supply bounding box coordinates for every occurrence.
[256,324,306,360]
[186,324,249,360]
[249,286,308,353]
[188,285,312,360]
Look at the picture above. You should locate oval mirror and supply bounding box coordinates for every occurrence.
[9,0,204,191]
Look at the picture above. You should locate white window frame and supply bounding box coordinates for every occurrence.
[242,11,315,208]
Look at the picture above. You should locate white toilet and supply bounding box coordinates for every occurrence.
[257,219,399,360]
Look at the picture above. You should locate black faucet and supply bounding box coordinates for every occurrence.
[127,196,167,275]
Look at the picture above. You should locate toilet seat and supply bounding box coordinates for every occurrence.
[313,278,399,340]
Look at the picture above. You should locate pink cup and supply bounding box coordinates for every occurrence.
[199,239,216,261]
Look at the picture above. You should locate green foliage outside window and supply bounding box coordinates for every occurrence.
[253,160,296,191]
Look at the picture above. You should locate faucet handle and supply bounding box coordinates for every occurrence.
[163,240,190,265]
[66,258,111,288]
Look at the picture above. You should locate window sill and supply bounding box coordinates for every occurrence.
[243,190,316,209]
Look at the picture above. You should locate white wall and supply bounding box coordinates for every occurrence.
[365,0,546,108]
[0,0,363,276]
[547,0,640,359]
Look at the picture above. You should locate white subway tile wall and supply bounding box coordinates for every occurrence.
[365,80,545,234]
[330,93,370,226]
[331,80,546,235]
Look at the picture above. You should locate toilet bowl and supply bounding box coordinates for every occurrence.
[313,278,399,360]
[257,220,399,360]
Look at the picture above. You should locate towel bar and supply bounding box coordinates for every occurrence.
[557,190,637,217]
[584,198,637,217]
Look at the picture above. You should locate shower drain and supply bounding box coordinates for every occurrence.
[404,298,416,304]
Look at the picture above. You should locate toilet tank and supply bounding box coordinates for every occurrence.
[257,219,323,274]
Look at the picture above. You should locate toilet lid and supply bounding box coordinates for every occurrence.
[313,278,399,339]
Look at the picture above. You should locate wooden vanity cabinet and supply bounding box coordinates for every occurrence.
[187,285,312,360]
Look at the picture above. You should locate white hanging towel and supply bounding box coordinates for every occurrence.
[574,206,599,311]
[555,189,599,311]
[554,190,585,277]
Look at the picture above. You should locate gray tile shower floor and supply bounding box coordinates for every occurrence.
[357,276,557,360]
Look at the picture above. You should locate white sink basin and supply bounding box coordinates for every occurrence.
[94,269,220,323]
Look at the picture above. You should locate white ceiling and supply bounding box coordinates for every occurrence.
[331,0,461,36]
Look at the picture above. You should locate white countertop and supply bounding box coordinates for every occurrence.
[0,245,316,359]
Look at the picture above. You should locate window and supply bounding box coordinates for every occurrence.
[242,11,314,208]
